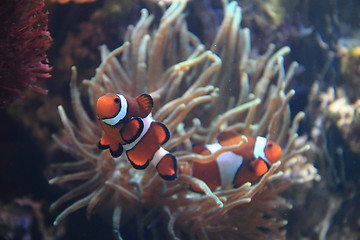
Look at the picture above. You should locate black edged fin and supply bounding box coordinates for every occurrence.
[152,121,170,145]
[136,93,153,116]
[217,131,239,142]
[110,144,123,158]
[156,153,178,181]
[125,151,150,170]
[98,141,110,150]
[120,118,144,144]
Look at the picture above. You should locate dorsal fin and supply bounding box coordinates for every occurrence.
[136,93,153,116]
[192,144,211,155]
[217,131,239,143]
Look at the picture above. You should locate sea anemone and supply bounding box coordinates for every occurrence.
[49,1,319,239]
[0,0,52,104]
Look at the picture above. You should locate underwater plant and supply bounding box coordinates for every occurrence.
[0,0,52,104]
[49,1,319,239]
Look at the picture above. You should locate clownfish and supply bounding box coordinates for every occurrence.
[96,93,178,181]
[188,132,282,192]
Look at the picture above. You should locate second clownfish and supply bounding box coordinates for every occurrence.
[188,132,282,192]
[96,93,178,181]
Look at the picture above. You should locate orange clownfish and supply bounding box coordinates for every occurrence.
[189,132,282,192]
[96,93,178,181]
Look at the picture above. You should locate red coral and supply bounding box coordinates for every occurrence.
[0,0,52,104]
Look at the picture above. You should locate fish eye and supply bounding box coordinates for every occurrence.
[114,98,120,104]
[267,143,273,148]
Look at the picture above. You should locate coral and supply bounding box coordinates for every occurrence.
[237,0,306,51]
[337,40,360,100]
[0,0,52,104]
[47,0,96,3]
[55,0,135,73]
[49,1,318,239]
[0,198,61,239]
[327,97,360,152]
[303,82,360,240]
[308,83,360,155]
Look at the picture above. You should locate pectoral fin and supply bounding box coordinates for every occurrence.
[99,133,123,158]
[98,134,111,150]
[120,118,144,144]
[251,158,269,177]
[110,144,123,158]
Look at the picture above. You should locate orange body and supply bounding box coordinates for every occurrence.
[188,132,282,192]
[96,93,177,181]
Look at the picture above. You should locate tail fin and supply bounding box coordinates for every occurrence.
[156,153,178,181]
